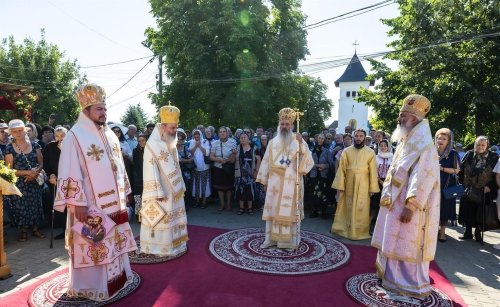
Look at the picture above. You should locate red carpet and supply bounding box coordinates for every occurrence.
[1,225,466,307]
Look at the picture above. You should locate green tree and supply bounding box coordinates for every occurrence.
[145,0,332,130]
[0,30,85,125]
[360,0,500,145]
[120,103,150,132]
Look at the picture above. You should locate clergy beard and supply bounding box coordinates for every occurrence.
[354,142,365,149]
[277,125,293,151]
[391,124,410,143]
[162,133,178,150]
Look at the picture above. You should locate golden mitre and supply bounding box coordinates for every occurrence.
[400,94,431,118]
[75,84,106,108]
[159,104,180,124]
[278,107,296,123]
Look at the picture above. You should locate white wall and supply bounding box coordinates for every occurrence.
[336,80,371,133]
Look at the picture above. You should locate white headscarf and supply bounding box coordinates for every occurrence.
[189,129,208,170]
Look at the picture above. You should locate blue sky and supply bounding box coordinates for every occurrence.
[0,0,399,124]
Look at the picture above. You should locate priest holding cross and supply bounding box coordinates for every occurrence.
[256,107,314,249]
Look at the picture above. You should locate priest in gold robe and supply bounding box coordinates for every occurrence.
[256,107,314,249]
[140,104,188,257]
[331,129,379,240]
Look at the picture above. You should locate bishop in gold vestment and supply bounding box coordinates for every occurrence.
[332,129,379,240]
[256,108,314,249]
[372,95,440,298]
[140,105,188,257]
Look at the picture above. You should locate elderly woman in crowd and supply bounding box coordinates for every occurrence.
[43,126,67,239]
[435,128,461,242]
[177,128,194,207]
[133,134,148,221]
[309,134,333,219]
[369,139,393,233]
[189,129,211,208]
[234,133,260,215]
[210,126,237,211]
[4,120,45,242]
[458,136,498,242]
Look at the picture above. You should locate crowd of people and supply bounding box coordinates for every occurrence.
[1,84,499,301]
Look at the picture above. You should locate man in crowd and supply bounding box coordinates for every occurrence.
[371,130,384,153]
[256,107,314,249]
[331,129,379,240]
[140,104,188,257]
[344,125,353,135]
[145,123,155,136]
[55,84,137,301]
[371,94,440,297]
[125,124,138,150]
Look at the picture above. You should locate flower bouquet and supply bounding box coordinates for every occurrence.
[0,160,21,196]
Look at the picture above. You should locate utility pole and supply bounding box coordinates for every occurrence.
[157,55,163,100]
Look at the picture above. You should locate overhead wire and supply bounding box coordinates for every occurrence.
[106,57,155,98]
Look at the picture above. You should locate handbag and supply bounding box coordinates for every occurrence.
[465,186,483,204]
[18,143,47,186]
[35,169,48,186]
[442,155,465,200]
[476,196,500,231]
[204,155,213,165]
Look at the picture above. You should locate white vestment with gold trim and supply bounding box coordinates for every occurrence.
[55,113,137,302]
[256,138,314,249]
[371,119,440,297]
[140,124,188,256]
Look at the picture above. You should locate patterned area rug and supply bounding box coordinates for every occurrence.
[128,239,187,264]
[345,273,453,307]
[209,227,350,276]
[27,271,141,307]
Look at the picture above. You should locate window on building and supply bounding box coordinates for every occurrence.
[346,91,351,97]
[352,91,357,97]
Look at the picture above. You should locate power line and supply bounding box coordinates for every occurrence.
[303,0,394,29]
[43,0,142,53]
[107,57,155,98]
[81,55,155,68]
[107,85,156,108]
[304,2,395,31]
[185,30,500,84]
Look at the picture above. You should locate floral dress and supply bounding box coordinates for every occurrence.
[234,148,256,202]
[4,142,44,229]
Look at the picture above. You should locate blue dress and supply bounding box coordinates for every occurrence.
[4,142,44,229]
[439,149,460,225]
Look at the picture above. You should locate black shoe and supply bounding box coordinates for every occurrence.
[474,229,482,242]
[54,232,65,240]
[460,233,473,240]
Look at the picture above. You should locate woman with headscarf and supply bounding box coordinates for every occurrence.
[309,134,333,219]
[458,136,498,242]
[4,119,45,242]
[435,128,461,242]
[43,126,68,239]
[370,139,394,233]
[189,129,211,208]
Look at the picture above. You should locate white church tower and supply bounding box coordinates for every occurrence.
[334,52,374,133]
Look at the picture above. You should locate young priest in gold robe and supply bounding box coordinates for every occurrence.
[331,129,379,240]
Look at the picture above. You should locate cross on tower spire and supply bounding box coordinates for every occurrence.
[353,40,359,54]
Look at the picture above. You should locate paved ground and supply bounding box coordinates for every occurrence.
[1,202,499,306]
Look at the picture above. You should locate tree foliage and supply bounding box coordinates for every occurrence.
[145,0,332,131]
[360,0,500,145]
[120,103,150,132]
[0,30,84,125]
